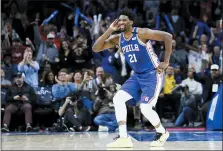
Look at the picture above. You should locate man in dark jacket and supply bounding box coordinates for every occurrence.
[1,72,36,132]
[194,64,223,126]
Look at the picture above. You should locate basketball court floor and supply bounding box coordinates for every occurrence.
[1,130,222,150]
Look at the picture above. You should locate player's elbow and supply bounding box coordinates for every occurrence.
[164,33,173,40]
[92,44,101,52]
[92,45,98,52]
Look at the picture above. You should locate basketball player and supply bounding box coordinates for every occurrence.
[92,9,172,148]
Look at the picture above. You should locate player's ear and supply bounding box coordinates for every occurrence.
[130,20,133,25]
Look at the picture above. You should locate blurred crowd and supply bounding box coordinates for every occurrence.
[1,0,223,132]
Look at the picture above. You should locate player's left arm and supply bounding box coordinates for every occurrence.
[138,28,173,64]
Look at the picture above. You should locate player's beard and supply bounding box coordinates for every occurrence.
[119,24,126,32]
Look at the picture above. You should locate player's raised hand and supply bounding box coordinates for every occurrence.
[157,62,169,73]
[109,19,119,32]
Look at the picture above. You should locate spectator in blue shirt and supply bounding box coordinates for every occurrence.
[52,68,76,100]
[17,47,39,88]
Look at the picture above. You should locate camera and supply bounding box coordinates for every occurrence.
[67,91,84,110]
[69,91,82,102]
[97,85,107,100]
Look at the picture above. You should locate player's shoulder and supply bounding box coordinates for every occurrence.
[109,33,121,42]
[110,33,121,38]
[136,27,152,34]
[108,33,121,45]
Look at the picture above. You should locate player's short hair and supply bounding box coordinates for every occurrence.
[118,8,136,22]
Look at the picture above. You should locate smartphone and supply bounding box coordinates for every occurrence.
[26,38,30,45]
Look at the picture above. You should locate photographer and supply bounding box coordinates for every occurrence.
[58,92,91,132]
[93,84,118,132]
[79,70,98,100]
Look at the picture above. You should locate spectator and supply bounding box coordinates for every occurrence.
[79,70,97,97]
[1,54,13,81]
[57,26,69,41]
[174,85,197,127]
[1,69,12,88]
[39,63,52,84]
[200,44,210,64]
[174,65,184,84]
[24,37,36,54]
[210,45,221,67]
[157,66,181,122]
[191,16,213,41]
[57,41,73,72]
[188,38,203,73]
[86,0,106,17]
[36,71,55,106]
[93,82,117,132]
[35,32,59,72]
[73,71,83,90]
[194,64,223,127]
[169,8,185,36]
[159,40,181,66]
[92,66,105,88]
[104,74,114,87]
[180,68,203,96]
[1,69,12,107]
[35,71,56,128]
[58,94,91,132]
[18,47,40,88]
[6,37,26,75]
[78,70,98,113]
[199,34,209,46]
[52,68,76,100]
[70,36,92,71]
[109,47,131,84]
[174,35,188,67]
[1,22,20,49]
[1,72,36,132]
[40,71,55,87]
[35,22,61,48]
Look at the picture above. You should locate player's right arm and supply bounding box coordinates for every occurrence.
[92,19,120,52]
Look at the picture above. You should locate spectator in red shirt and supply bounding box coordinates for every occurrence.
[7,38,26,76]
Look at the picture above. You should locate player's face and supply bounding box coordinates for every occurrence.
[118,15,133,32]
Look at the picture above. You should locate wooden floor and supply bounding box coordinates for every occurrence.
[1,131,222,150]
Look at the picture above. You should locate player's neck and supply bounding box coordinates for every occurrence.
[123,27,133,39]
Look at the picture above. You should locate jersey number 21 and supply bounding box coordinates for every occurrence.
[129,54,137,63]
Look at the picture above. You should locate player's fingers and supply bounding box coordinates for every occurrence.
[113,19,119,25]
[112,19,117,24]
